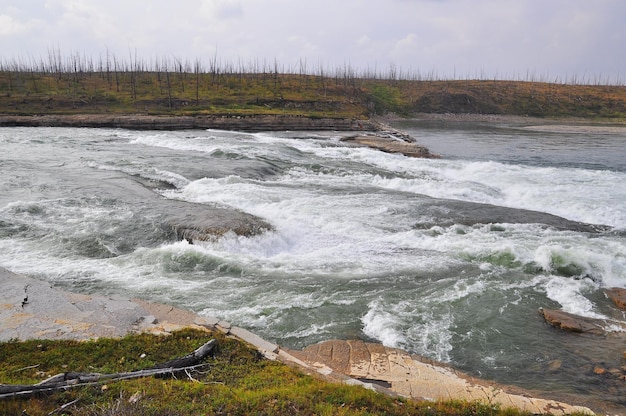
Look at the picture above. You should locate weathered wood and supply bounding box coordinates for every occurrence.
[152,338,217,370]
[0,338,216,398]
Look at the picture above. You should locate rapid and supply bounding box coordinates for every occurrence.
[1,120,625,408]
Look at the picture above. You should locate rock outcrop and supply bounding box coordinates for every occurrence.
[0,114,382,132]
[286,339,594,415]
[0,269,599,415]
[341,135,437,158]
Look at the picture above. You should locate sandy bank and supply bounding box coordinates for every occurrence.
[0,268,596,415]
[379,112,626,133]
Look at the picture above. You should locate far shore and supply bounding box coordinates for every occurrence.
[0,113,381,132]
[380,112,626,129]
[2,112,626,134]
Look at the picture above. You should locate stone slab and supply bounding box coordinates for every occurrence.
[229,326,279,354]
[287,339,594,416]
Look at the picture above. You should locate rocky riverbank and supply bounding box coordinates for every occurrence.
[0,267,598,415]
[0,114,380,132]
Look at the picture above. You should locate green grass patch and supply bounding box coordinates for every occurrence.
[0,329,544,415]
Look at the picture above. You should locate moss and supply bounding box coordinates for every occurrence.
[0,329,537,415]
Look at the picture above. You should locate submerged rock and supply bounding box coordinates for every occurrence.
[161,200,272,242]
[415,197,609,233]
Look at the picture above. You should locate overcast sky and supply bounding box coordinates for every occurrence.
[1,0,625,83]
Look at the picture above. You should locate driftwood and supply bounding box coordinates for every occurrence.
[0,338,216,399]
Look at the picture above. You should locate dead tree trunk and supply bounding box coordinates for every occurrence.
[0,338,216,398]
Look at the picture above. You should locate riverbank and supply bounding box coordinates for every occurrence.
[3,112,624,136]
[0,113,442,158]
[379,112,626,131]
[0,113,380,132]
[0,267,597,415]
[3,111,625,128]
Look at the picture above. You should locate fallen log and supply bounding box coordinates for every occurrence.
[151,337,217,370]
[0,338,216,398]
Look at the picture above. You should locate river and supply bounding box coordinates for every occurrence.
[1,121,625,409]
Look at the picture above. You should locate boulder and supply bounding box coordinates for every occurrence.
[606,287,626,310]
[161,200,272,242]
[539,308,610,335]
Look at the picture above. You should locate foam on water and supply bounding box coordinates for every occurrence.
[542,275,602,318]
[362,300,407,349]
[259,133,626,228]
[1,126,626,406]
[366,161,624,229]
[129,132,230,154]
[163,177,453,277]
[119,128,626,229]
[152,138,626,332]
[86,160,190,189]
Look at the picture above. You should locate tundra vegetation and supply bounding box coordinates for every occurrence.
[0,329,545,416]
[1,50,626,119]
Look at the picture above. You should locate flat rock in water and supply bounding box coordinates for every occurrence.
[341,136,437,158]
[539,308,622,335]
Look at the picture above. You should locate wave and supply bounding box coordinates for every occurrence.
[85,160,190,189]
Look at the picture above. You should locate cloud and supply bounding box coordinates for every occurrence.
[0,0,624,81]
[0,14,27,36]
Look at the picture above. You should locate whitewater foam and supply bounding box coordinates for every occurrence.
[2,126,625,407]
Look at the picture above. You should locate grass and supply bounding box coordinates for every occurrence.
[0,70,368,119]
[0,328,544,416]
[2,68,626,120]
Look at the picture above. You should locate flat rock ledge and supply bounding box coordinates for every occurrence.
[0,268,593,415]
[286,340,594,415]
[341,135,438,158]
[0,114,381,132]
[539,307,626,336]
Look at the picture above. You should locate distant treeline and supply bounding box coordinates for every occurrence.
[1,49,626,119]
[2,48,624,85]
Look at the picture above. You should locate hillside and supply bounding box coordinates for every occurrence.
[2,68,626,120]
